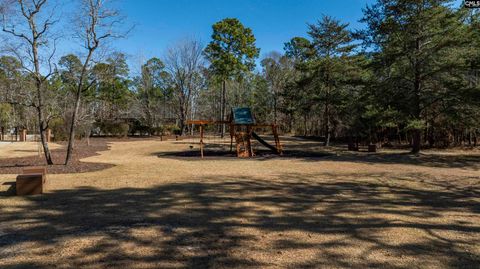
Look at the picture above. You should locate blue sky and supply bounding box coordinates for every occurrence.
[118,1,373,56]
[90,0,377,73]
[59,0,463,73]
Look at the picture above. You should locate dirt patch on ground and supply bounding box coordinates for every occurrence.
[157,137,331,161]
[0,138,114,174]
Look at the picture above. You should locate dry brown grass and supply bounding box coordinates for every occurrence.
[0,142,61,159]
[0,137,479,268]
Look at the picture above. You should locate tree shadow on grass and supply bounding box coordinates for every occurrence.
[325,152,480,170]
[0,174,479,268]
[155,148,480,171]
[154,149,329,161]
[155,138,331,161]
[157,139,480,170]
[0,181,15,196]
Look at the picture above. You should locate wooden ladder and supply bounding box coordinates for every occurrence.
[235,130,254,157]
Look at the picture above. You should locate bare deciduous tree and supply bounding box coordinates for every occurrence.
[261,51,293,125]
[164,38,204,135]
[65,0,128,165]
[1,0,59,164]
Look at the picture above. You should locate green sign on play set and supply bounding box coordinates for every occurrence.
[231,108,255,125]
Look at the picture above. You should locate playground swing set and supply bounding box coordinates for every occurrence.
[187,107,282,158]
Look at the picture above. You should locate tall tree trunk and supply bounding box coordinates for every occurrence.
[273,94,277,125]
[324,87,331,147]
[287,112,293,133]
[411,39,422,154]
[179,100,186,136]
[398,128,402,145]
[221,79,226,138]
[474,130,477,147]
[65,50,94,165]
[34,80,53,165]
[32,35,53,164]
[428,121,435,148]
[468,130,472,146]
[412,129,421,154]
[324,63,332,147]
[303,114,307,136]
[37,106,53,165]
[65,92,82,165]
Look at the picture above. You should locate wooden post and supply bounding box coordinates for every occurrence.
[272,125,282,154]
[235,133,241,157]
[0,126,3,141]
[46,129,52,143]
[247,125,254,157]
[235,132,249,157]
[20,129,27,142]
[229,124,234,152]
[200,124,204,158]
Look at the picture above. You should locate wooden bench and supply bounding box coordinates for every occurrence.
[16,166,47,196]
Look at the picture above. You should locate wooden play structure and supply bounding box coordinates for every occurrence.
[187,107,282,158]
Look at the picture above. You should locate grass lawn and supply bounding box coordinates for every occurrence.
[0,137,479,268]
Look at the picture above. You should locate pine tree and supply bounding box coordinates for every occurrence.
[361,0,467,153]
[204,18,259,137]
[306,15,357,146]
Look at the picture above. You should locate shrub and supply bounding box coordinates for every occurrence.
[116,123,130,137]
[163,124,181,136]
[49,118,68,141]
[95,121,130,137]
[50,117,94,141]
[129,120,152,136]
[172,127,182,136]
[151,126,165,136]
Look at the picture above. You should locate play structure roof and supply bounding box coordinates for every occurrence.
[232,108,255,125]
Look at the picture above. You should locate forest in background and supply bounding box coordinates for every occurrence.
[1,0,480,165]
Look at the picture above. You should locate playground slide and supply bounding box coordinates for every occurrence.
[251,132,280,154]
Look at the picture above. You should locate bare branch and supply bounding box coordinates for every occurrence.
[43,35,58,81]
[82,79,97,92]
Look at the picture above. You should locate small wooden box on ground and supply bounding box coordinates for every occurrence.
[16,166,47,196]
[16,174,44,195]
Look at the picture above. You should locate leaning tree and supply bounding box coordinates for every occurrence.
[64,0,128,165]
